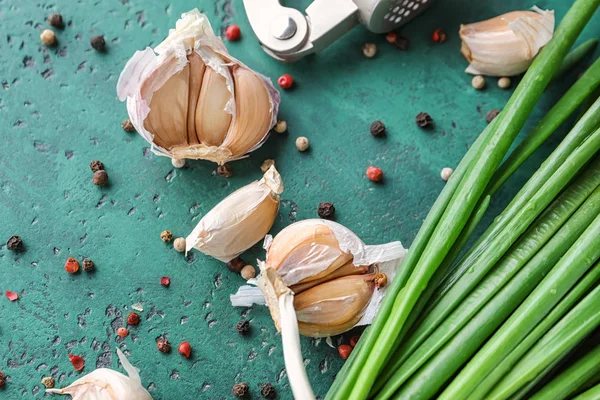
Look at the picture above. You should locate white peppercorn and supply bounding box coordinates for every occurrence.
[441,167,454,181]
[471,75,485,90]
[296,136,310,152]
[173,237,186,252]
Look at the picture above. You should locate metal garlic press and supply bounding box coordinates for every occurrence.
[243,0,433,62]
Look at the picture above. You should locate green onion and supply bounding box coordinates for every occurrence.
[488,281,600,398]
[532,344,600,400]
[439,207,600,399]
[574,382,600,400]
[555,38,599,79]
[373,163,600,399]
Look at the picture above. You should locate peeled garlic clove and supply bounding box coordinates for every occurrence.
[460,7,554,76]
[186,165,283,262]
[195,65,232,146]
[295,274,375,337]
[46,349,152,399]
[116,9,279,164]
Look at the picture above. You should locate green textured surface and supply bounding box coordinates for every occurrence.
[0,0,597,399]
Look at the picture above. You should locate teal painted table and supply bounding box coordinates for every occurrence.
[0,0,597,398]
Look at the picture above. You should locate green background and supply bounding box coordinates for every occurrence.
[0,0,597,398]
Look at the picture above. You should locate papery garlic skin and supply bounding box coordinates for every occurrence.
[460,7,554,76]
[186,166,283,262]
[46,349,151,400]
[116,9,280,164]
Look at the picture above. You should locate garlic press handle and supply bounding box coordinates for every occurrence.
[243,0,359,62]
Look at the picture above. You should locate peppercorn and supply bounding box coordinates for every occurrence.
[89,160,104,172]
[274,120,287,133]
[157,339,171,353]
[260,159,276,173]
[90,35,106,52]
[82,258,95,272]
[0,372,5,388]
[227,256,246,274]
[296,136,310,152]
[441,167,454,181]
[260,383,276,399]
[47,13,63,29]
[40,29,56,46]
[278,74,293,89]
[394,36,410,50]
[93,170,108,186]
[127,312,140,325]
[117,327,129,338]
[486,109,501,124]
[232,382,249,398]
[338,344,353,360]
[471,75,485,90]
[41,376,55,389]
[6,235,23,251]
[366,166,383,182]
[171,158,185,168]
[69,354,85,371]
[350,335,360,347]
[173,237,186,252]
[217,164,233,178]
[318,202,336,219]
[415,112,433,128]
[370,120,386,137]
[160,276,171,287]
[236,320,251,335]
[373,273,388,289]
[432,28,447,43]
[498,77,511,89]
[160,230,173,242]
[362,43,377,58]
[178,341,191,358]
[121,119,135,133]
[240,265,256,280]
[64,257,79,274]
[225,24,241,41]
[385,32,397,43]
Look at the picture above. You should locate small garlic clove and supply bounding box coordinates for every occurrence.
[294,274,375,337]
[195,65,233,146]
[185,52,206,146]
[221,67,273,158]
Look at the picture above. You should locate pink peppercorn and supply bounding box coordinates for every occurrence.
[178,341,192,358]
[366,166,383,182]
[278,74,294,89]
[225,25,241,41]
[386,32,397,43]
[338,344,352,360]
[350,335,360,347]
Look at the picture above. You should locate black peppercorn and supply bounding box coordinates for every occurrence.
[6,235,23,251]
[236,320,250,335]
[82,258,95,272]
[157,339,171,353]
[232,382,249,398]
[486,109,501,124]
[93,170,109,186]
[90,160,104,172]
[415,112,433,128]
[227,256,246,274]
[370,120,386,137]
[260,383,276,399]
[121,119,135,133]
[47,13,64,29]
[217,164,232,178]
[394,36,410,50]
[318,202,336,219]
[90,35,106,52]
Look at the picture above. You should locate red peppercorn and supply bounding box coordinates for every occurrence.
[366,166,383,182]
[350,335,360,347]
[69,354,85,371]
[386,32,397,43]
[338,344,352,360]
[225,24,241,41]
[64,257,80,274]
[126,312,140,325]
[117,327,129,338]
[160,276,170,287]
[432,28,448,43]
[5,290,18,302]
[278,74,293,89]
[178,341,191,358]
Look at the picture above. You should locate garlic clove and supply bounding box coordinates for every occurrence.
[186,166,283,262]
[459,7,554,76]
[185,51,206,146]
[294,274,375,337]
[221,67,273,158]
[195,65,233,146]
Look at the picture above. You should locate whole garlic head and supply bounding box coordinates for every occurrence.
[117,9,280,164]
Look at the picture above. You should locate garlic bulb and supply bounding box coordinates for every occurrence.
[116,9,280,164]
[46,349,151,399]
[460,6,554,76]
[186,165,283,262]
[230,219,406,399]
